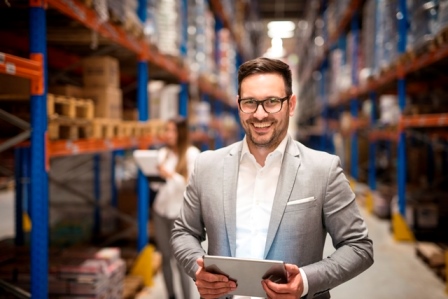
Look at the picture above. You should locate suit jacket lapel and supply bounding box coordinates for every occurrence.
[223,142,242,257]
[264,137,301,258]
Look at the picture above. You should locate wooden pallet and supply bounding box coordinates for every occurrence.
[47,94,94,120]
[48,117,92,140]
[415,242,447,283]
[122,275,144,299]
[416,242,445,268]
[92,118,121,139]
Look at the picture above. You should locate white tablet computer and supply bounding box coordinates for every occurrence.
[133,150,165,182]
[203,255,287,297]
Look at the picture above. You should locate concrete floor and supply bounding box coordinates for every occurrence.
[0,190,447,299]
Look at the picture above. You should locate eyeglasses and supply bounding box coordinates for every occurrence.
[238,96,290,114]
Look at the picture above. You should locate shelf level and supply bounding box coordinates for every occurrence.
[400,114,448,129]
[337,44,448,104]
[46,0,231,102]
[299,0,362,86]
[48,137,153,157]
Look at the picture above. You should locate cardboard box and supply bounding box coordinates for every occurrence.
[83,87,122,119]
[48,85,83,98]
[0,73,30,99]
[82,56,120,88]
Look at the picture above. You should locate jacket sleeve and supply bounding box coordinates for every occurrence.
[301,156,374,298]
[171,153,207,278]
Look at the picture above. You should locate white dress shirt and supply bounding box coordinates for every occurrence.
[234,135,308,299]
[151,146,200,219]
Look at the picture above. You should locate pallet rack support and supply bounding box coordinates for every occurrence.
[367,92,377,213]
[137,0,149,251]
[393,0,414,241]
[93,154,101,236]
[350,13,360,181]
[179,0,189,117]
[213,97,224,149]
[320,62,328,152]
[29,0,48,297]
[200,94,210,151]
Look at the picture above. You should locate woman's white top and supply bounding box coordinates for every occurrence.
[151,145,200,219]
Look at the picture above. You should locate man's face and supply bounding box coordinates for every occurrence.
[238,73,296,151]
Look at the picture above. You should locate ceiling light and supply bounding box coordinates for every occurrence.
[267,21,296,32]
[268,30,295,39]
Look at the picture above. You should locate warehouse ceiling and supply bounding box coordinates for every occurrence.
[256,0,308,57]
[258,0,308,19]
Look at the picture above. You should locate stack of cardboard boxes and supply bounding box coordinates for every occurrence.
[82,56,123,120]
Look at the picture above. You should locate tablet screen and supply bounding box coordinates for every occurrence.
[203,255,287,297]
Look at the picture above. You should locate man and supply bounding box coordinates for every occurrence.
[171,57,373,299]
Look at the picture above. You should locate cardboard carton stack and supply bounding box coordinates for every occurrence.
[82,56,123,120]
[0,244,126,299]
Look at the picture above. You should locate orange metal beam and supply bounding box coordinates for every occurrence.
[369,129,399,142]
[0,52,41,71]
[400,114,448,129]
[47,136,154,157]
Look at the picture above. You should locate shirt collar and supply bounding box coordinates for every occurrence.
[240,134,289,163]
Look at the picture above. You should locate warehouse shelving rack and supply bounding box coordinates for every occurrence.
[299,0,448,292]
[300,1,448,291]
[0,0,248,297]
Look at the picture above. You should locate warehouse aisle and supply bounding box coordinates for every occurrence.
[137,205,448,299]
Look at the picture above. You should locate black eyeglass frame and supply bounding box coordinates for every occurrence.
[237,95,291,114]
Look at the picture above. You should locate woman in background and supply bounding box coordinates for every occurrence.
[152,116,200,299]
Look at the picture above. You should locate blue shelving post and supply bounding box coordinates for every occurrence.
[320,60,328,152]
[29,0,48,297]
[179,0,189,117]
[350,13,360,181]
[137,0,149,251]
[93,154,101,236]
[393,0,414,240]
[367,92,377,213]
[213,97,224,149]
[199,94,210,151]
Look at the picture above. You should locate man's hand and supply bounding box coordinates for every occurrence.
[195,257,237,299]
[261,263,304,299]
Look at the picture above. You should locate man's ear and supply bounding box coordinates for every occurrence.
[289,94,297,117]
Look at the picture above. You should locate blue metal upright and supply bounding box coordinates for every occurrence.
[199,94,210,151]
[368,92,377,192]
[213,96,224,149]
[137,0,149,251]
[320,60,328,152]
[350,13,360,180]
[178,0,189,117]
[397,0,408,216]
[29,0,48,297]
[93,154,101,236]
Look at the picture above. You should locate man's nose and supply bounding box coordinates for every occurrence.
[253,103,268,119]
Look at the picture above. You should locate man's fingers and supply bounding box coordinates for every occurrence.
[285,263,300,276]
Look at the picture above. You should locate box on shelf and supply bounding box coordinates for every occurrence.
[82,56,120,88]
[48,85,83,98]
[0,73,30,100]
[83,86,122,119]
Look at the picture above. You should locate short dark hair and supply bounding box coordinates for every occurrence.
[237,57,292,97]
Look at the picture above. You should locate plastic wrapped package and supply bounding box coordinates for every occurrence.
[408,1,439,50]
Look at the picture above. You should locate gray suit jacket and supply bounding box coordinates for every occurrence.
[172,136,373,298]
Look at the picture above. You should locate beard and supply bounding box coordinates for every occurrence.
[244,117,285,149]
